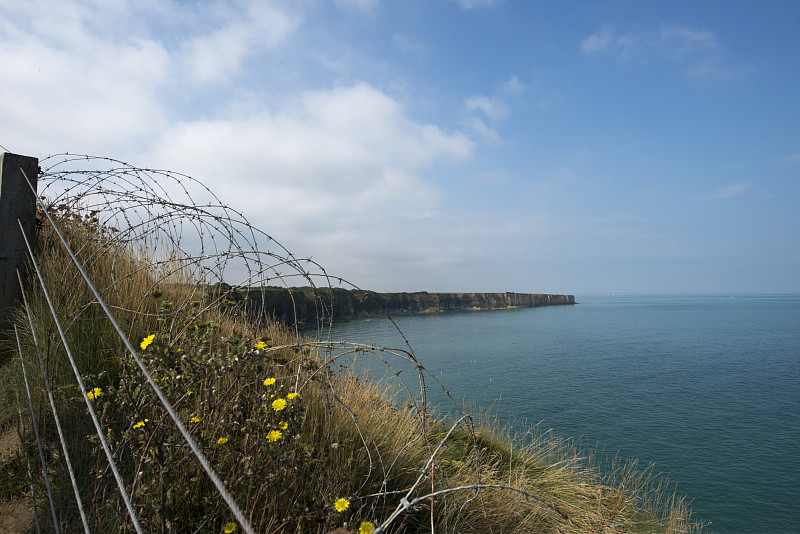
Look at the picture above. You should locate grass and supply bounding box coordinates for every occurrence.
[0,183,707,533]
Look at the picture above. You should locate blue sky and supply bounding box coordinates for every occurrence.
[1,0,798,294]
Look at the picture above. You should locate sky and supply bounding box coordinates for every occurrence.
[1,0,799,294]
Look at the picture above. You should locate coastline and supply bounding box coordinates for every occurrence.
[234,287,575,326]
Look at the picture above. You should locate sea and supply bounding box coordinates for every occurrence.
[321,294,800,534]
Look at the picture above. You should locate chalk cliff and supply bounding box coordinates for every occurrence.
[234,287,574,326]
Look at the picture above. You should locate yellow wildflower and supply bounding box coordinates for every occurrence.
[278,421,288,430]
[133,419,149,430]
[217,437,228,445]
[140,334,155,350]
[359,521,375,534]
[87,387,103,401]
[254,341,267,350]
[266,430,282,442]
[187,390,193,396]
[190,416,200,424]
[223,522,236,533]
[287,392,299,400]
[263,377,276,386]
[334,498,350,513]
[272,398,287,412]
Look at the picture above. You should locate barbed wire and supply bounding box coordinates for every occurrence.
[11,153,585,533]
[16,395,43,534]
[13,324,60,533]
[24,166,252,534]
[17,270,91,534]
[17,213,144,533]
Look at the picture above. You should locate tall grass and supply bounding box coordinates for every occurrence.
[0,155,707,533]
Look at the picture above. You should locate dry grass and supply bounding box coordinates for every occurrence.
[0,159,707,533]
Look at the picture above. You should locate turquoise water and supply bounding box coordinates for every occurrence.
[324,294,800,534]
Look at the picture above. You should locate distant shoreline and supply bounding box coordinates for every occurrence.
[229,287,575,326]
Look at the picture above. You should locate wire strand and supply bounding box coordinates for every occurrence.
[17,269,92,534]
[16,219,143,534]
[14,324,61,534]
[17,396,42,534]
[21,166,256,534]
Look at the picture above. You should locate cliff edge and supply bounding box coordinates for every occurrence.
[235,287,575,326]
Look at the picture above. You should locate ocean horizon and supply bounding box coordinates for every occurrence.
[325,293,800,534]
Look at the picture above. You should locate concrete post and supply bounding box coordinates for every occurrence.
[0,152,39,332]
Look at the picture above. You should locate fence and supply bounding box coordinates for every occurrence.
[1,152,659,534]
[0,152,38,331]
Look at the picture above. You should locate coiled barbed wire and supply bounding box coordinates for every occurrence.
[26,153,569,532]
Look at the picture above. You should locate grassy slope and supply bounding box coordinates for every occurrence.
[0,212,705,533]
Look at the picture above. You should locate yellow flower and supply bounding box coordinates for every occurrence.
[133,419,149,430]
[217,437,228,445]
[287,392,299,400]
[87,387,103,401]
[254,341,267,350]
[140,334,156,350]
[359,521,375,534]
[334,498,350,513]
[266,430,282,442]
[278,421,288,430]
[263,377,276,386]
[272,398,287,412]
[223,522,236,533]
[190,416,200,424]
[187,390,193,396]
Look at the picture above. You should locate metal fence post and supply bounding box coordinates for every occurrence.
[0,152,39,332]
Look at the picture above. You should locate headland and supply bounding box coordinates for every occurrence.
[236,287,575,326]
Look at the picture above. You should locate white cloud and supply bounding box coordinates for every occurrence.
[501,75,525,97]
[452,0,502,9]
[0,1,486,289]
[180,2,298,84]
[0,0,585,292]
[465,95,508,120]
[461,116,500,143]
[333,0,379,11]
[462,76,523,142]
[144,83,474,284]
[580,24,727,79]
[579,28,614,55]
[0,0,303,155]
[393,33,427,56]
[0,3,171,155]
[698,182,751,201]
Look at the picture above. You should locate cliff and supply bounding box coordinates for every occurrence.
[229,287,575,326]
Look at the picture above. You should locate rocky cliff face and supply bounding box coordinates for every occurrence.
[237,288,574,327]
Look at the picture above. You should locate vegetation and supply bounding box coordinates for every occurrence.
[0,156,705,533]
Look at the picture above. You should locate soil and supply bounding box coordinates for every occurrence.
[0,427,35,534]
[0,499,35,534]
